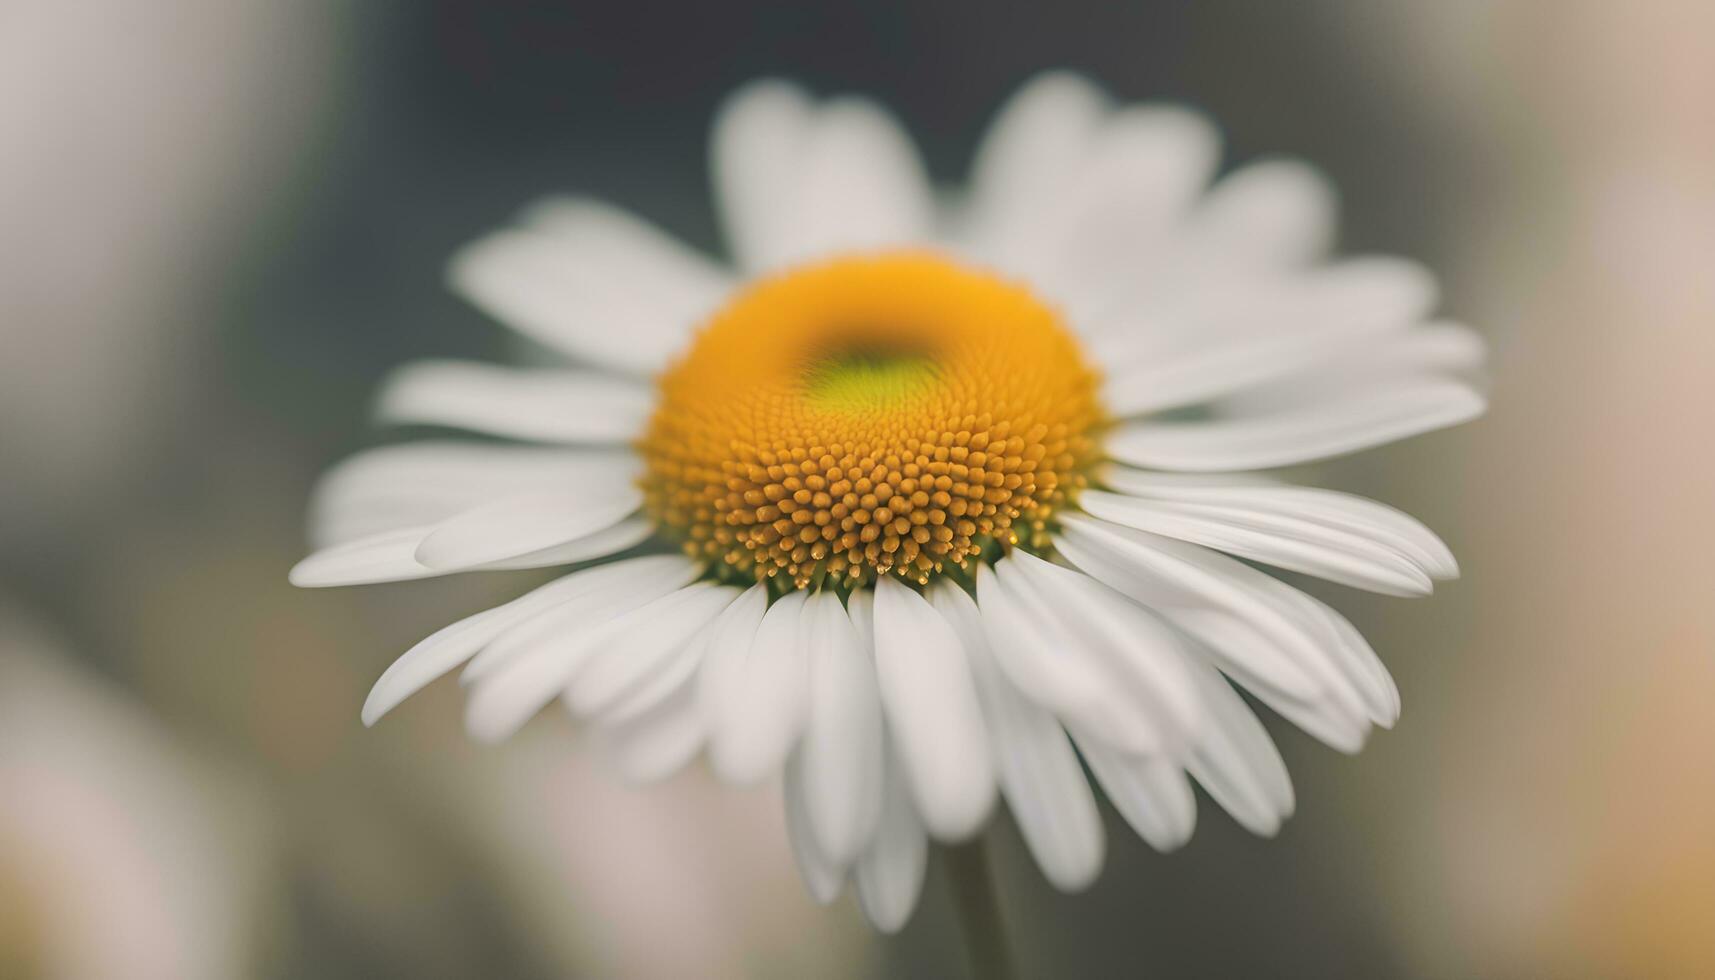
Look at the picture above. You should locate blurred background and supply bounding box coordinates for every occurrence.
[2,1,1710,977]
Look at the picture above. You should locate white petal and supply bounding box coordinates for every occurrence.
[1075,733,1198,852]
[1087,256,1437,375]
[1242,323,1488,401]
[309,443,638,547]
[999,553,1204,751]
[593,680,705,784]
[1341,322,1487,378]
[1079,489,1435,596]
[362,604,510,726]
[1103,330,1346,418]
[694,585,768,726]
[448,198,729,375]
[854,740,929,933]
[1053,516,1323,700]
[461,556,699,681]
[312,442,634,503]
[1104,378,1486,471]
[1279,256,1440,331]
[563,583,740,717]
[703,590,810,784]
[479,516,655,571]
[1098,467,1458,579]
[1213,339,1485,441]
[712,79,817,272]
[713,80,932,272]
[595,630,710,727]
[872,576,996,841]
[931,580,1104,892]
[520,196,732,306]
[1249,679,1369,753]
[1183,663,1295,836]
[845,587,875,651]
[1271,587,1401,729]
[965,72,1107,270]
[1016,105,1221,309]
[772,98,934,268]
[374,360,653,443]
[295,516,653,587]
[462,574,703,743]
[289,525,437,587]
[1186,158,1337,269]
[1099,259,1438,415]
[975,561,1165,755]
[1054,516,1373,751]
[798,591,885,866]
[784,750,846,905]
[414,487,643,570]
[359,555,694,725]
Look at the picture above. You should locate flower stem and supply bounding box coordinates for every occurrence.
[943,835,1018,980]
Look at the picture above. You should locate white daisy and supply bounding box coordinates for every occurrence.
[293,72,1486,931]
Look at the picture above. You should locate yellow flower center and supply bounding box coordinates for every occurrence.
[639,251,1104,588]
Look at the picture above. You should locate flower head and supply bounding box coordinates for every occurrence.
[293,72,1486,931]
[641,251,1103,587]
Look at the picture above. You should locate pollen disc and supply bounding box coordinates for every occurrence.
[639,251,1104,587]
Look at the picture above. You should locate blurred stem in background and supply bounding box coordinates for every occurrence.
[945,836,1018,980]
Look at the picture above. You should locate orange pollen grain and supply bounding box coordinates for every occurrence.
[638,251,1105,588]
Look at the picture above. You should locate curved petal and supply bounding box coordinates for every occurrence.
[784,749,846,905]
[1185,158,1337,270]
[778,98,934,266]
[461,571,703,742]
[711,79,816,271]
[872,576,996,841]
[1236,322,1488,400]
[1104,378,1486,471]
[1097,467,1458,579]
[414,487,643,570]
[799,591,885,866]
[1330,322,1488,379]
[845,586,875,650]
[853,739,929,933]
[1074,733,1198,852]
[1098,259,1440,415]
[1053,517,1320,701]
[1017,105,1222,310]
[714,81,931,272]
[289,525,438,588]
[693,584,768,739]
[292,515,653,587]
[1003,552,1204,751]
[931,580,1104,892]
[448,198,729,375]
[975,561,1165,755]
[1183,663,1295,836]
[594,629,710,727]
[308,443,638,547]
[1078,489,1436,596]
[564,584,741,716]
[592,679,706,784]
[460,558,699,683]
[375,361,653,443]
[357,555,695,725]
[1054,515,1374,751]
[703,590,810,784]
[1268,585,1401,729]
[964,71,1108,271]
[478,517,655,571]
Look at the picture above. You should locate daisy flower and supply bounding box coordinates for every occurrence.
[293,72,1486,931]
